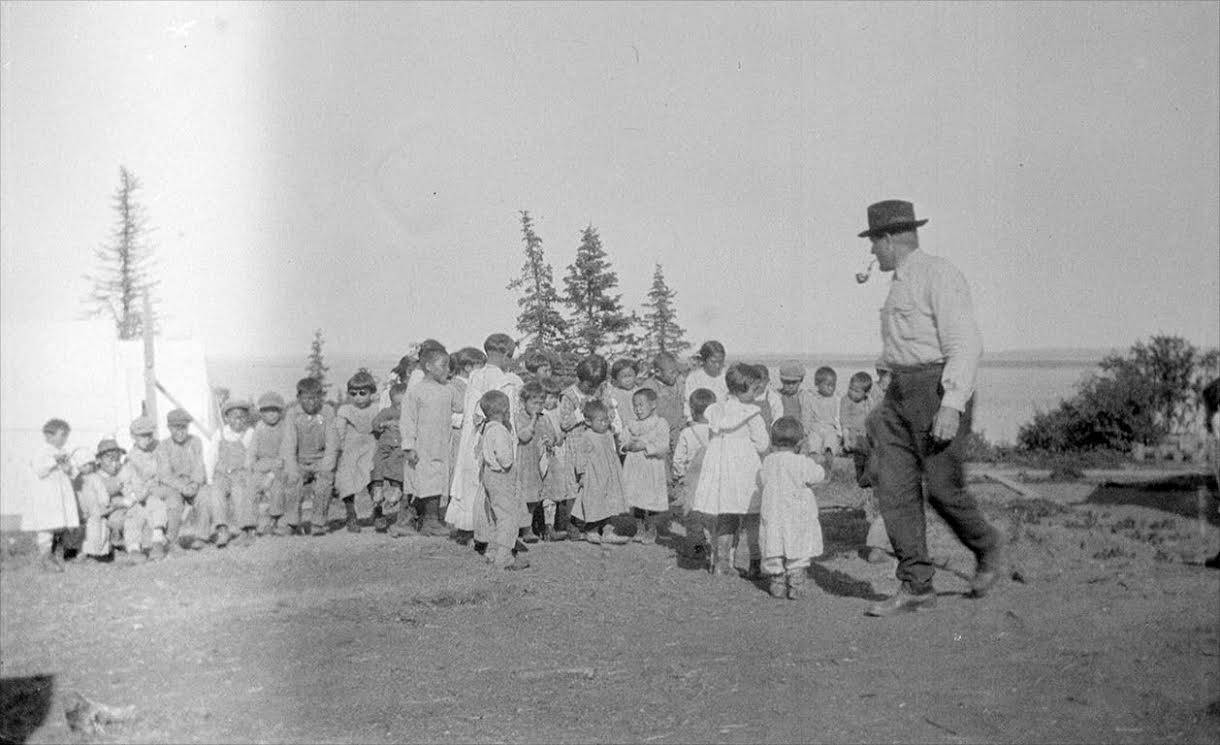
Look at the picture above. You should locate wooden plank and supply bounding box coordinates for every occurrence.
[142,292,157,426]
[982,472,1040,499]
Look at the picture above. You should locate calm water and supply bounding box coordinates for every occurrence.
[208,355,1096,446]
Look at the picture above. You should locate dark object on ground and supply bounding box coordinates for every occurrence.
[0,675,55,744]
[62,690,136,735]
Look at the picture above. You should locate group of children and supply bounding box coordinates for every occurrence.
[26,333,893,597]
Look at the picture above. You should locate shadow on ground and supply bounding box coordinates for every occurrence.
[0,675,55,745]
[1083,474,1219,526]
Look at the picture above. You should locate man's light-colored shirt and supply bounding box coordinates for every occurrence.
[879,249,983,412]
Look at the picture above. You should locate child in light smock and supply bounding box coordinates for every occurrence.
[323,370,379,535]
[26,418,81,572]
[759,416,827,600]
[672,388,716,555]
[690,363,770,575]
[474,390,530,571]
[684,341,727,424]
[620,387,670,542]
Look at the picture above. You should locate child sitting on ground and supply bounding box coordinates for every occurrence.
[807,366,842,467]
[759,417,827,600]
[690,363,769,576]
[124,416,172,558]
[621,387,670,542]
[27,418,81,572]
[570,399,629,544]
[372,382,407,533]
[474,390,530,570]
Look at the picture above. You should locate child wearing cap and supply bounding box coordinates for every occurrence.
[203,398,256,548]
[372,382,407,533]
[247,392,293,536]
[77,438,127,562]
[123,416,172,560]
[25,418,81,572]
[321,370,380,534]
[98,437,168,564]
[157,408,210,549]
[281,377,337,537]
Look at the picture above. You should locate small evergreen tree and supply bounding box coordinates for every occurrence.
[85,166,159,339]
[507,211,567,353]
[639,263,690,359]
[306,328,330,392]
[561,224,631,356]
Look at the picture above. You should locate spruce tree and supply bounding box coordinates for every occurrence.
[506,211,567,352]
[85,166,159,339]
[305,328,330,392]
[561,224,631,356]
[640,263,690,358]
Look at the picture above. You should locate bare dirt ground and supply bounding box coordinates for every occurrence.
[2,468,1218,744]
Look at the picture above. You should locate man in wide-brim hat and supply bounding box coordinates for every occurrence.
[855,200,1006,617]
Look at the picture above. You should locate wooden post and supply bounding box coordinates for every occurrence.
[142,292,157,427]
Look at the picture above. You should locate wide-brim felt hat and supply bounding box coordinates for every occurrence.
[95,438,126,458]
[858,200,928,238]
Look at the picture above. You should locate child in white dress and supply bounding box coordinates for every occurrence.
[690,363,770,575]
[620,387,670,542]
[759,417,827,600]
[684,341,727,424]
[27,418,81,572]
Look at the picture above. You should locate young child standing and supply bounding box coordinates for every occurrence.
[684,341,728,424]
[514,381,552,543]
[759,417,827,599]
[474,390,530,570]
[401,348,461,537]
[690,364,770,575]
[807,366,842,464]
[26,418,80,572]
[570,399,629,544]
[322,371,379,535]
[752,365,783,429]
[282,377,337,537]
[642,352,686,454]
[246,392,291,536]
[444,347,486,542]
[372,382,407,533]
[449,334,523,540]
[839,372,874,483]
[608,359,640,439]
[539,376,574,541]
[620,387,670,542]
[672,388,716,554]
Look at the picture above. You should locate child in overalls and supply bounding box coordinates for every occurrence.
[206,398,256,548]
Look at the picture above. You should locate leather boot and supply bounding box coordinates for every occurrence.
[420,497,449,537]
[372,503,388,533]
[390,500,418,537]
[786,569,806,600]
[343,497,360,533]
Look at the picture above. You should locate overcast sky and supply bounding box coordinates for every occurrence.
[2,1,1217,360]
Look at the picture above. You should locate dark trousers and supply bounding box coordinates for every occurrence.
[873,365,997,594]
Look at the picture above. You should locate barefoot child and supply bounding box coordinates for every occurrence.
[372,382,407,533]
[474,390,530,570]
[759,417,827,599]
[26,418,81,572]
[690,363,769,575]
[621,387,670,542]
[401,348,461,537]
[320,371,379,534]
[571,399,629,544]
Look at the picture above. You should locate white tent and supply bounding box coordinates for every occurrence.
[0,320,217,531]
